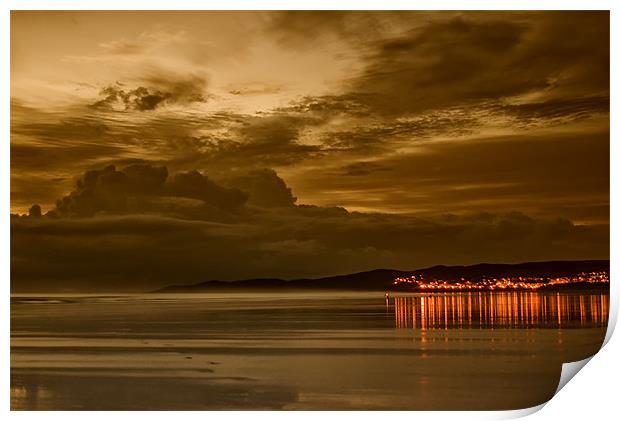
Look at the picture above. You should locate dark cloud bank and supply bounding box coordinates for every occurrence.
[11,163,608,292]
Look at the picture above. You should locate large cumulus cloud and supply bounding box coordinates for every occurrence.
[10,163,609,292]
[45,163,247,218]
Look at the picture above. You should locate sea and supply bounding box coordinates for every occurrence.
[10,290,609,410]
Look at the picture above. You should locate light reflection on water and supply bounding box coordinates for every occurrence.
[393,292,609,329]
[11,384,54,410]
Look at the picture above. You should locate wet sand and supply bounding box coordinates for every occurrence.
[11,291,608,410]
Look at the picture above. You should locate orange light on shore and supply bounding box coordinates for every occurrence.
[392,271,609,291]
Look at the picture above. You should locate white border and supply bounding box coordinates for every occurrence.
[2,1,617,419]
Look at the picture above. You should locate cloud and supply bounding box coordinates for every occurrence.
[67,29,190,62]
[268,12,608,124]
[227,82,284,96]
[317,107,480,153]
[291,130,610,223]
[17,163,303,219]
[225,169,297,207]
[165,170,248,212]
[339,161,391,177]
[277,94,375,117]
[122,163,169,194]
[267,11,352,45]
[183,114,324,170]
[260,12,609,157]
[98,39,145,56]
[91,74,208,111]
[265,11,410,49]
[347,13,608,116]
[92,85,170,111]
[45,163,247,218]
[493,95,609,128]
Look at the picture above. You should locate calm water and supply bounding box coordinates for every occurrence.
[11,291,608,410]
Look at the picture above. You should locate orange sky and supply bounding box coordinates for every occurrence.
[10,11,610,290]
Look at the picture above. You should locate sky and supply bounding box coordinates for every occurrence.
[10,11,609,291]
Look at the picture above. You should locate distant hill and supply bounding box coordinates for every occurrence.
[153,260,609,292]
[405,260,609,280]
